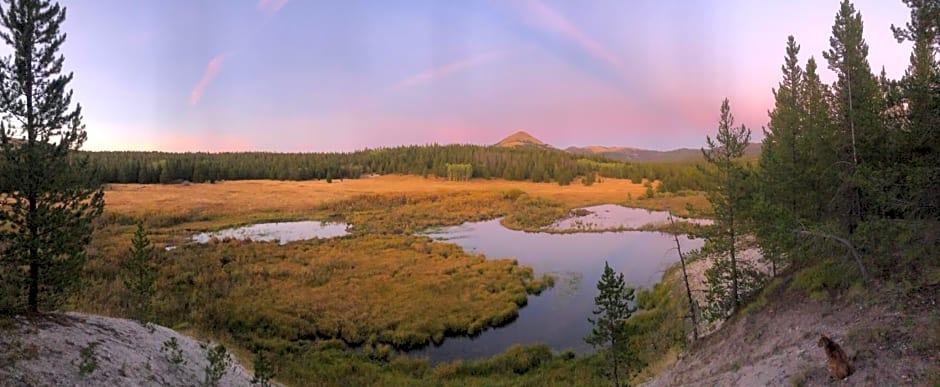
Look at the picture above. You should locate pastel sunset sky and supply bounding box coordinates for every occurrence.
[52,0,912,152]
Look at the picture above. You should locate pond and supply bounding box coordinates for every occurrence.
[548,204,711,231]
[191,221,349,245]
[409,218,703,363]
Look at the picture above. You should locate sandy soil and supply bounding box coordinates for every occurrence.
[0,312,256,386]
[643,280,940,386]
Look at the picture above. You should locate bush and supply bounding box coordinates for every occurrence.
[77,343,97,376]
[202,343,232,387]
[791,260,856,295]
[162,337,186,367]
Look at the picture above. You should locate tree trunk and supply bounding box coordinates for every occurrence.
[610,321,621,387]
[669,211,698,341]
[728,166,739,313]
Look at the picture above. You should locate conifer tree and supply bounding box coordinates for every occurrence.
[0,0,104,313]
[801,56,838,219]
[124,222,157,324]
[892,0,940,218]
[755,37,807,273]
[761,36,806,213]
[822,0,883,232]
[586,261,637,387]
[701,99,755,319]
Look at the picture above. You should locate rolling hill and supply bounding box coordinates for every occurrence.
[494,131,550,148]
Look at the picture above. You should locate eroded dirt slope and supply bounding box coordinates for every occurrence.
[644,282,939,386]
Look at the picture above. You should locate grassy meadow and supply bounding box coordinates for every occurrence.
[77,175,705,385]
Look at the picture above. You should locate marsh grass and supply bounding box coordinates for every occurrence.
[74,177,706,386]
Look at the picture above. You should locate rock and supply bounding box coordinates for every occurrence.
[0,312,254,386]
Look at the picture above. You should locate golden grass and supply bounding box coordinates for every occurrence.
[104,175,653,217]
[144,235,550,350]
[103,175,704,229]
[82,175,706,385]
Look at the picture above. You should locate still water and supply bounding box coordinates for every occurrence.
[549,204,712,231]
[410,217,703,363]
[191,221,349,245]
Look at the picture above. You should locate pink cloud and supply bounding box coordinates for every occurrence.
[189,54,227,107]
[257,0,288,14]
[510,0,621,69]
[392,49,505,90]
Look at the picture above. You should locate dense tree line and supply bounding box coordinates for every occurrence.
[700,0,940,322]
[757,0,939,277]
[84,145,713,191]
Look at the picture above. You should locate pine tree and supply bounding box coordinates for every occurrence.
[822,0,883,232]
[0,0,104,313]
[701,99,754,319]
[124,222,157,324]
[801,57,838,220]
[762,36,806,214]
[585,261,637,387]
[892,0,940,218]
[755,36,807,274]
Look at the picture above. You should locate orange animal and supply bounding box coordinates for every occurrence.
[817,335,853,379]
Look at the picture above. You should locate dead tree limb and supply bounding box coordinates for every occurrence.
[669,211,699,341]
[796,229,869,282]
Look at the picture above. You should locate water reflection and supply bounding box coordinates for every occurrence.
[549,204,711,231]
[191,221,349,245]
[410,219,703,363]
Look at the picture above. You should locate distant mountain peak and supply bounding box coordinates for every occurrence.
[567,143,762,162]
[495,131,548,148]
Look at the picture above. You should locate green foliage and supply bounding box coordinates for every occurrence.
[435,344,554,378]
[251,351,276,386]
[202,342,232,387]
[582,173,596,186]
[123,222,157,324]
[586,262,638,387]
[77,343,97,376]
[162,337,186,367]
[445,163,473,182]
[791,260,857,295]
[624,280,682,372]
[84,144,717,193]
[0,0,105,313]
[700,99,756,320]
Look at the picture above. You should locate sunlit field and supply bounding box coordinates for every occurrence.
[72,175,706,385]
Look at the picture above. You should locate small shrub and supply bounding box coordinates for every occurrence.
[789,369,808,387]
[202,342,232,387]
[251,351,276,387]
[77,343,98,376]
[162,337,186,367]
[792,260,856,295]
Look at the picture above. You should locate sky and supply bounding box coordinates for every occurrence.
[45,0,914,152]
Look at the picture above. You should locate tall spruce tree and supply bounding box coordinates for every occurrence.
[0,0,103,313]
[893,0,940,218]
[586,261,637,387]
[701,99,756,320]
[801,57,838,221]
[755,36,807,274]
[822,0,884,233]
[761,36,806,215]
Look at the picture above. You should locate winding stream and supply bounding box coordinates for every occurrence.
[411,211,703,363]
